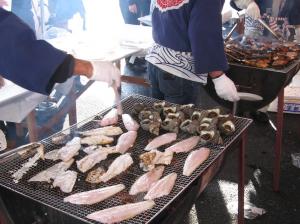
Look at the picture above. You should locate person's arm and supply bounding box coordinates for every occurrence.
[0,8,120,95]
[230,0,260,19]
[188,0,239,102]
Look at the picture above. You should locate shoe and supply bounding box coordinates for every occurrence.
[250,111,269,123]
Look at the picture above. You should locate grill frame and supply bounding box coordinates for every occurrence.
[0,94,252,224]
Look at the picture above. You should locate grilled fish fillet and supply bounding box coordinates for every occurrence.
[144,173,177,200]
[64,184,125,205]
[80,135,114,145]
[78,126,123,136]
[183,148,210,176]
[115,131,137,154]
[28,159,74,183]
[86,200,155,223]
[122,114,140,131]
[98,108,118,127]
[129,166,165,195]
[144,133,177,151]
[165,136,200,153]
[44,149,60,161]
[76,149,108,173]
[53,170,77,193]
[139,150,173,171]
[100,153,133,182]
[58,137,81,162]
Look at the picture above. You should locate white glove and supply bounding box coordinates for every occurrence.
[246,1,260,20]
[90,61,121,87]
[212,74,240,102]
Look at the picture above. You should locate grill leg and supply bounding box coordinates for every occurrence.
[238,131,246,224]
[274,87,284,192]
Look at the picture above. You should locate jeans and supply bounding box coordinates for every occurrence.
[148,63,196,104]
[119,0,151,25]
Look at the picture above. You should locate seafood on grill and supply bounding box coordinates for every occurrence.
[139,150,173,171]
[76,149,108,173]
[199,128,223,145]
[57,137,81,162]
[14,142,45,160]
[64,184,125,205]
[100,153,133,182]
[140,119,161,136]
[162,106,177,117]
[28,159,74,183]
[132,103,146,115]
[44,149,60,161]
[129,166,165,195]
[144,133,177,151]
[11,152,42,183]
[180,119,199,134]
[53,170,77,193]
[165,136,200,154]
[51,133,69,145]
[115,131,137,154]
[80,135,114,146]
[78,126,123,137]
[161,113,182,133]
[96,108,119,127]
[83,145,98,154]
[86,200,155,223]
[178,104,194,117]
[85,167,106,184]
[183,148,211,176]
[218,116,235,136]
[144,173,177,200]
[122,114,140,131]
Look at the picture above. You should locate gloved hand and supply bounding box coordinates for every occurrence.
[212,74,240,102]
[246,1,260,20]
[90,61,121,87]
[234,0,260,20]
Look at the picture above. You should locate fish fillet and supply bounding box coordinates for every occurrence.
[44,149,60,161]
[165,136,200,153]
[76,149,108,173]
[80,135,114,145]
[100,153,133,182]
[83,145,99,154]
[116,131,137,154]
[129,166,165,195]
[122,114,140,131]
[144,133,177,151]
[144,173,177,200]
[78,126,123,136]
[139,150,173,171]
[98,108,118,127]
[183,148,210,176]
[58,137,81,162]
[28,159,74,182]
[86,200,155,223]
[64,184,125,205]
[85,167,106,184]
[53,170,77,193]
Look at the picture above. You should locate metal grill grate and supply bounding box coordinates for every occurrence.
[0,94,252,224]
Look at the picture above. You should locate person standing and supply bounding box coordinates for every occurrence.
[146,0,240,104]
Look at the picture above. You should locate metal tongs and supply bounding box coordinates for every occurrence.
[257,18,283,41]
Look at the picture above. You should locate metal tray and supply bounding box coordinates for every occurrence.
[0,95,252,224]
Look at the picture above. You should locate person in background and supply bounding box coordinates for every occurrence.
[0,7,120,96]
[231,0,300,122]
[119,0,151,72]
[146,0,240,104]
[11,0,35,30]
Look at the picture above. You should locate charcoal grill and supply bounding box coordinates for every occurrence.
[205,59,300,112]
[0,95,252,224]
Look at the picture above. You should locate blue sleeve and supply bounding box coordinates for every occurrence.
[189,0,228,74]
[0,8,69,95]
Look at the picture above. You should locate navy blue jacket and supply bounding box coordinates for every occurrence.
[0,8,73,95]
[152,0,228,74]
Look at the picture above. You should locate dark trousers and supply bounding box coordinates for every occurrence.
[119,0,151,25]
[148,63,197,104]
